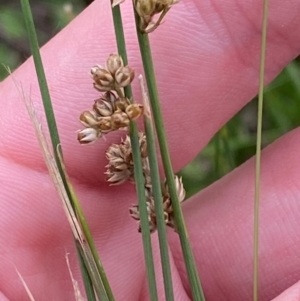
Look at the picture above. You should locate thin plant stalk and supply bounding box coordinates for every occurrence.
[128,125,159,301]
[23,92,111,301]
[253,0,269,300]
[76,247,97,301]
[133,7,205,301]
[20,0,61,162]
[16,269,36,301]
[66,252,87,301]
[20,1,113,299]
[111,3,158,300]
[66,179,115,301]
[140,75,174,301]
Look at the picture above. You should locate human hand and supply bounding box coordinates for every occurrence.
[1,0,300,300]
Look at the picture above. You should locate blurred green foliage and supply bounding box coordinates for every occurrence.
[1,1,299,198]
[0,0,85,80]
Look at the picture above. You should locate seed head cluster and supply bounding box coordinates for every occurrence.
[77,54,143,144]
[105,132,185,232]
[78,53,185,233]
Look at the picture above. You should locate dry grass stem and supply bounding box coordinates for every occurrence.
[66,253,86,301]
[16,80,107,297]
[15,268,36,301]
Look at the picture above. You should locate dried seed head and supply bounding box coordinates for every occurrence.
[129,196,173,233]
[91,66,114,92]
[114,66,135,88]
[134,0,179,33]
[93,92,117,117]
[135,0,156,17]
[105,140,134,185]
[138,132,147,158]
[106,142,132,166]
[79,110,99,127]
[129,205,140,220]
[106,167,133,185]
[162,175,185,229]
[106,54,124,76]
[77,127,102,144]
[91,55,134,92]
[174,175,185,203]
[129,199,158,233]
[105,133,147,185]
[98,116,113,133]
[115,97,131,112]
[162,176,185,205]
[111,110,130,130]
[125,104,144,120]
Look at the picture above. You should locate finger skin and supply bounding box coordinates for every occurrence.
[0,0,300,300]
[272,280,300,301]
[0,0,299,184]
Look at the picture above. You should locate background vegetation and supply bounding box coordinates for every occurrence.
[1,0,300,199]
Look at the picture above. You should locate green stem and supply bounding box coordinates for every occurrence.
[68,183,115,301]
[111,3,158,301]
[141,77,174,301]
[21,0,60,162]
[133,7,205,301]
[76,243,97,301]
[21,1,113,299]
[253,0,269,300]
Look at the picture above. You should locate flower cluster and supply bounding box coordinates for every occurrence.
[129,175,185,232]
[105,132,147,185]
[91,54,134,92]
[77,54,143,144]
[134,0,179,33]
[105,132,185,232]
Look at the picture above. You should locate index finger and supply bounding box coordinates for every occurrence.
[0,0,299,185]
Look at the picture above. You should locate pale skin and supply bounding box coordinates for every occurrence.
[1,0,300,300]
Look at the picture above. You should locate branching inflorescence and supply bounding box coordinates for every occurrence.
[112,0,179,33]
[77,1,184,233]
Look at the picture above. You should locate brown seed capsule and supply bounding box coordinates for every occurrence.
[129,198,158,233]
[134,0,179,33]
[93,92,117,117]
[114,97,130,112]
[135,0,156,17]
[139,134,148,158]
[129,205,140,221]
[106,54,124,76]
[125,104,144,120]
[79,110,99,127]
[106,168,132,185]
[114,66,135,88]
[105,142,134,185]
[98,116,113,133]
[111,110,130,130]
[78,127,101,144]
[91,66,114,91]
